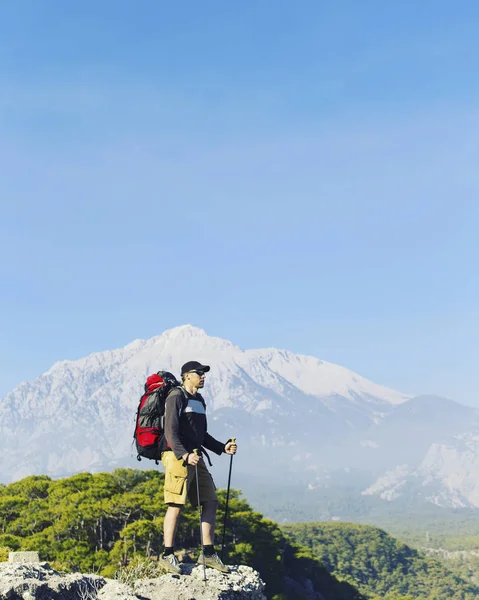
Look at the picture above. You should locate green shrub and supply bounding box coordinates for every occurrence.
[0,546,12,562]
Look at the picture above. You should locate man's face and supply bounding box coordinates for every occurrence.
[186,369,206,388]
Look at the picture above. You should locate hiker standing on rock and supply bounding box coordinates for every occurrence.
[158,360,237,574]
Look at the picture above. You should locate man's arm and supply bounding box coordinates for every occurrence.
[164,390,189,461]
[203,431,227,456]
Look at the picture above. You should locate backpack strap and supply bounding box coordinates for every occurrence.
[175,385,189,417]
[201,447,213,467]
[163,386,188,426]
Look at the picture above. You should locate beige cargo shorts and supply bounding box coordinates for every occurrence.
[161,450,218,506]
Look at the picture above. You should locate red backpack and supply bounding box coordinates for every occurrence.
[133,371,185,463]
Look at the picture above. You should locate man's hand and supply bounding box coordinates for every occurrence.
[183,453,201,466]
[224,439,237,455]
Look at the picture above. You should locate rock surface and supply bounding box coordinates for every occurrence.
[0,561,266,600]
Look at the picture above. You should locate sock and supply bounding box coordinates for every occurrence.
[162,546,174,557]
[203,544,215,557]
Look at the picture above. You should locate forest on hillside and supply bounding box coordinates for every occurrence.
[0,469,359,600]
[2,469,478,599]
[247,477,479,591]
[282,521,479,599]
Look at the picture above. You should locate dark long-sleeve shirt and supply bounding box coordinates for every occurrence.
[164,387,225,460]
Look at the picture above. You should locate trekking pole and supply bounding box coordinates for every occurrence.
[193,448,207,583]
[221,437,236,562]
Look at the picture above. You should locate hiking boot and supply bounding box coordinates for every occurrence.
[158,553,182,575]
[199,553,229,573]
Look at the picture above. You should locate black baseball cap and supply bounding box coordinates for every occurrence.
[181,360,211,375]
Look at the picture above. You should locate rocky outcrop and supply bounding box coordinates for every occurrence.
[0,562,103,600]
[0,561,266,600]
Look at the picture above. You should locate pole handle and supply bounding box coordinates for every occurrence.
[193,448,199,455]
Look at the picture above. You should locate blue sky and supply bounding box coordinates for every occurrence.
[0,1,478,405]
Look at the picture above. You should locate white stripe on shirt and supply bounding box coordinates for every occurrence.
[183,399,206,415]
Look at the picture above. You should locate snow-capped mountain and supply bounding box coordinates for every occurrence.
[0,325,406,478]
[1,325,478,510]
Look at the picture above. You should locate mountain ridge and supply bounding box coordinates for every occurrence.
[1,325,478,512]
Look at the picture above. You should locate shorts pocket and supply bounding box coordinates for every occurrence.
[164,472,187,495]
[162,452,188,496]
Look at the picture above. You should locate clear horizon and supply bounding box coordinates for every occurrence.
[1,2,478,406]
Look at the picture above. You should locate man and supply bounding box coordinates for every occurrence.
[158,360,237,575]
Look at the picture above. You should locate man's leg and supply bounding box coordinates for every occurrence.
[188,463,219,545]
[191,463,229,573]
[163,503,182,548]
[158,503,183,574]
[201,500,218,545]
[159,450,188,574]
